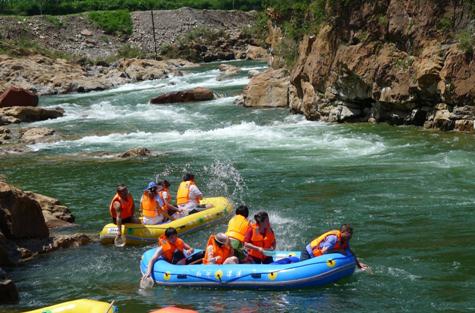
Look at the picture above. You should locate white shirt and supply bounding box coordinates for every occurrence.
[178,184,203,212]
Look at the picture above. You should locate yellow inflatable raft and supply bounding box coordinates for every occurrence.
[99,197,233,245]
[23,299,117,313]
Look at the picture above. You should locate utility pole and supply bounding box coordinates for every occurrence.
[150,10,158,60]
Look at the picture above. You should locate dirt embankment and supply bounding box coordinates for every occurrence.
[0,7,257,60]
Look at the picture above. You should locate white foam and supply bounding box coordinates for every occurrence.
[33,100,204,126]
[28,119,386,158]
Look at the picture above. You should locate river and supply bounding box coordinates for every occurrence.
[1,60,474,312]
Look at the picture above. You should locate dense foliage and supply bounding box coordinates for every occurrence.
[0,0,263,15]
[88,10,132,35]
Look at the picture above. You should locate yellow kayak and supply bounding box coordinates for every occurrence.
[23,299,117,313]
[99,197,233,245]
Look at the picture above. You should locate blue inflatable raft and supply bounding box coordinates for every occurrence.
[140,248,356,289]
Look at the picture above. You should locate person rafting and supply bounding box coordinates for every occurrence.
[176,173,209,215]
[300,224,368,270]
[143,227,195,278]
[225,205,250,261]
[140,182,173,225]
[243,211,276,264]
[109,184,137,241]
[157,180,181,219]
[203,233,238,264]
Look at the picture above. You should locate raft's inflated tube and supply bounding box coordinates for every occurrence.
[100,197,233,245]
[23,299,117,313]
[140,248,356,289]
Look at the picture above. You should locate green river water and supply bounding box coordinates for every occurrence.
[1,60,474,312]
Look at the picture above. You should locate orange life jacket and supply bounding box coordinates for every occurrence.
[141,191,158,218]
[158,235,185,263]
[246,223,275,260]
[176,180,201,205]
[203,235,233,265]
[109,193,134,219]
[226,215,249,242]
[160,188,172,204]
[307,230,348,257]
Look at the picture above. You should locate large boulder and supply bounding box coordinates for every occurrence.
[246,45,269,60]
[150,87,214,104]
[0,87,38,108]
[0,106,64,124]
[0,182,49,239]
[25,191,75,227]
[242,68,289,108]
[20,127,61,144]
[44,234,92,252]
[217,64,240,81]
[118,147,152,158]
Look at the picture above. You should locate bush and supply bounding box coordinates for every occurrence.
[88,10,132,35]
[275,37,299,68]
[437,17,452,32]
[456,30,474,55]
[116,44,146,59]
[45,15,63,28]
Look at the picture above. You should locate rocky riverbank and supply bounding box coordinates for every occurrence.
[242,1,475,132]
[0,55,195,96]
[0,180,91,304]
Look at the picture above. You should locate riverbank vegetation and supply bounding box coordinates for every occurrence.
[0,0,262,15]
[88,10,132,35]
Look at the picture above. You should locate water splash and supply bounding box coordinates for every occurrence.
[203,160,247,202]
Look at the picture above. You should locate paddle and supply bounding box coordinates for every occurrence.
[114,224,126,247]
[262,250,280,257]
[104,300,115,313]
[140,275,154,289]
[114,235,126,247]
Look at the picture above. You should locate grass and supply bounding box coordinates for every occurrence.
[87,10,132,36]
[0,37,72,60]
[456,30,474,55]
[437,16,452,32]
[378,15,388,27]
[115,44,146,59]
[45,15,63,28]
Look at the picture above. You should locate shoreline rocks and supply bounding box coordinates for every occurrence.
[0,181,90,303]
[0,106,64,125]
[0,55,196,96]
[0,268,18,304]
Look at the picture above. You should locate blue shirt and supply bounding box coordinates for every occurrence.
[306,234,348,256]
[155,194,164,207]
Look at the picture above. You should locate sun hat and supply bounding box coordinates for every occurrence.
[145,181,157,191]
[215,232,228,245]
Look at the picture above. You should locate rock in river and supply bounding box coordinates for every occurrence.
[150,87,214,104]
